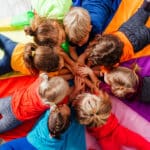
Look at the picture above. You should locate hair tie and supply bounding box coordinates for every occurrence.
[51,104,57,111]
[31,51,35,57]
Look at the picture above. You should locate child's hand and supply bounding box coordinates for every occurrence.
[69,76,85,101]
[77,66,93,77]
[74,76,85,93]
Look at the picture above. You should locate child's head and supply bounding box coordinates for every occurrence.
[39,73,70,105]
[72,92,112,127]
[104,66,139,98]
[48,104,71,139]
[63,7,92,47]
[87,34,124,68]
[24,16,66,48]
[23,43,60,74]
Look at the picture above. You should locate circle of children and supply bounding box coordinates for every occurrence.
[0,0,150,150]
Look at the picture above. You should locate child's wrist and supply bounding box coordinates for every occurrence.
[89,70,94,76]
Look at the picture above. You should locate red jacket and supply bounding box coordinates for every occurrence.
[87,113,150,150]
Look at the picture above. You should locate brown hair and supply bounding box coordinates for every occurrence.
[39,74,69,105]
[24,15,63,47]
[87,34,124,68]
[48,105,70,139]
[23,43,60,74]
[106,65,139,98]
[72,92,112,127]
[63,7,91,44]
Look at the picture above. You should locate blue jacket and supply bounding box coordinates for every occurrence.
[72,0,121,35]
[27,110,86,150]
[0,110,86,150]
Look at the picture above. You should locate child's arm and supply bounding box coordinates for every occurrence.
[69,46,78,61]
[59,51,75,67]
[116,124,150,150]
[78,66,100,88]
[77,49,91,66]
[59,51,80,75]
[69,76,85,102]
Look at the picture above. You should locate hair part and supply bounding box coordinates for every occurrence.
[106,66,139,98]
[72,92,112,127]
[39,74,69,105]
[63,7,91,44]
[23,43,60,74]
[88,34,124,68]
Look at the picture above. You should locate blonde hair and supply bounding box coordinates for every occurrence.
[39,73,69,105]
[72,92,112,127]
[63,7,91,44]
[106,66,139,98]
[87,34,123,68]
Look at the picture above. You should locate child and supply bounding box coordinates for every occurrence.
[0,73,70,133]
[0,34,61,75]
[63,7,93,60]
[77,65,139,98]
[24,15,67,50]
[63,1,121,59]
[63,7,92,48]
[79,0,150,69]
[24,16,73,78]
[72,0,121,35]
[72,89,150,150]
[0,104,86,150]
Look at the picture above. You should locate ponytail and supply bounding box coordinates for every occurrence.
[48,105,70,139]
[23,43,38,74]
[130,63,140,85]
[131,63,140,72]
[24,26,35,36]
[23,44,60,75]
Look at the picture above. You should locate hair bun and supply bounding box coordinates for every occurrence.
[24,26,35,36]
[40,73,49,81]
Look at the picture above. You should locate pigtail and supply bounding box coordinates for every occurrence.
[48,105,70,139]
[39,73,49,101]
[131,63,140,73]
[24,26,35,36]
[40,72,49,81]
[39,73,57,105]
[130,63,140,86]
[23,43,39,74]
[24,15,44,36]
